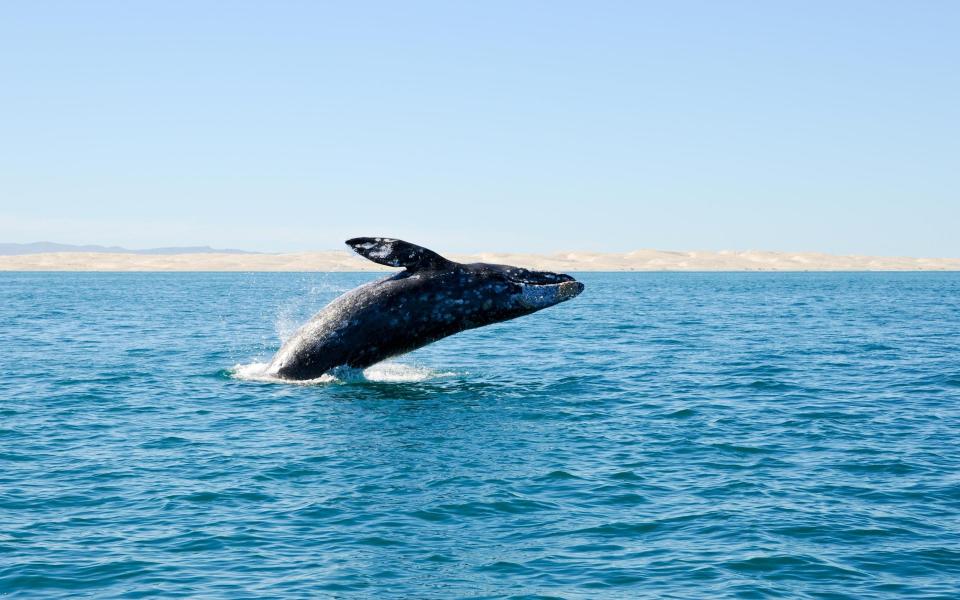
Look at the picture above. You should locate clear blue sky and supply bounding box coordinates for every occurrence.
[1,1,957,255]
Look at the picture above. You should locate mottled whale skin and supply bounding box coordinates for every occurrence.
[267,238,585,380]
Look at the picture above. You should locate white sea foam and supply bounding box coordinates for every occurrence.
[362,362,454,383]
[230,361,453,385]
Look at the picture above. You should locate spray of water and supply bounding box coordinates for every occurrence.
[230,361,452,385]
[275,277,353,343]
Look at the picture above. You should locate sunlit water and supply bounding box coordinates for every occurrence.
[2,272,959,598]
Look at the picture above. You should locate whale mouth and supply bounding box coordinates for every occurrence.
[517,278,584,309]
[557,280,586,299]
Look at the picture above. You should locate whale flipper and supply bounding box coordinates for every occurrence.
[346,237,453,271]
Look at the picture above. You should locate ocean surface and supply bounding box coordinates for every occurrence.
[2,272,959,599]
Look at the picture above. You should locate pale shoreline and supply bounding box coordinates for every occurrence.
[1,250,959,272]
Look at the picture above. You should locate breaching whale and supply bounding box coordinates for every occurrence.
[267,238,585,380]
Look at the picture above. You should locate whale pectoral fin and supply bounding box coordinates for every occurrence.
[346,237,453,271]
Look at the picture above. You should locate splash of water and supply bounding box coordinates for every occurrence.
[274,277,353,343]
[231,361,453,385]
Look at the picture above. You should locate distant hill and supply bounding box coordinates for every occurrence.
[0,242,256,256]
[3,248,959,272]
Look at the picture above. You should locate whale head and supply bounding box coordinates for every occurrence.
[452,263,585,326]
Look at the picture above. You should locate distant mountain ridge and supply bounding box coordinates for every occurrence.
[0,242,256,256]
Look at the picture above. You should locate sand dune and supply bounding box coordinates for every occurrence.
[1,250,958,271]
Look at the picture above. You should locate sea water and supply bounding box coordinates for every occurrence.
[1,272,959,598]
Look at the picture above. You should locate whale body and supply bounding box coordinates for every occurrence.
[267,238,584,380]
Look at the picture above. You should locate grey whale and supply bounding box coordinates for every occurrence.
[267,238,584,380]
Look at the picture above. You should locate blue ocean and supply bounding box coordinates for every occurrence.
[2,272,959,598]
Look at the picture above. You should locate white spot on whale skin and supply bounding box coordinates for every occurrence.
[368,242,394,259]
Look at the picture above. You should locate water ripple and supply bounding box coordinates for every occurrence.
[1,272,959,598]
